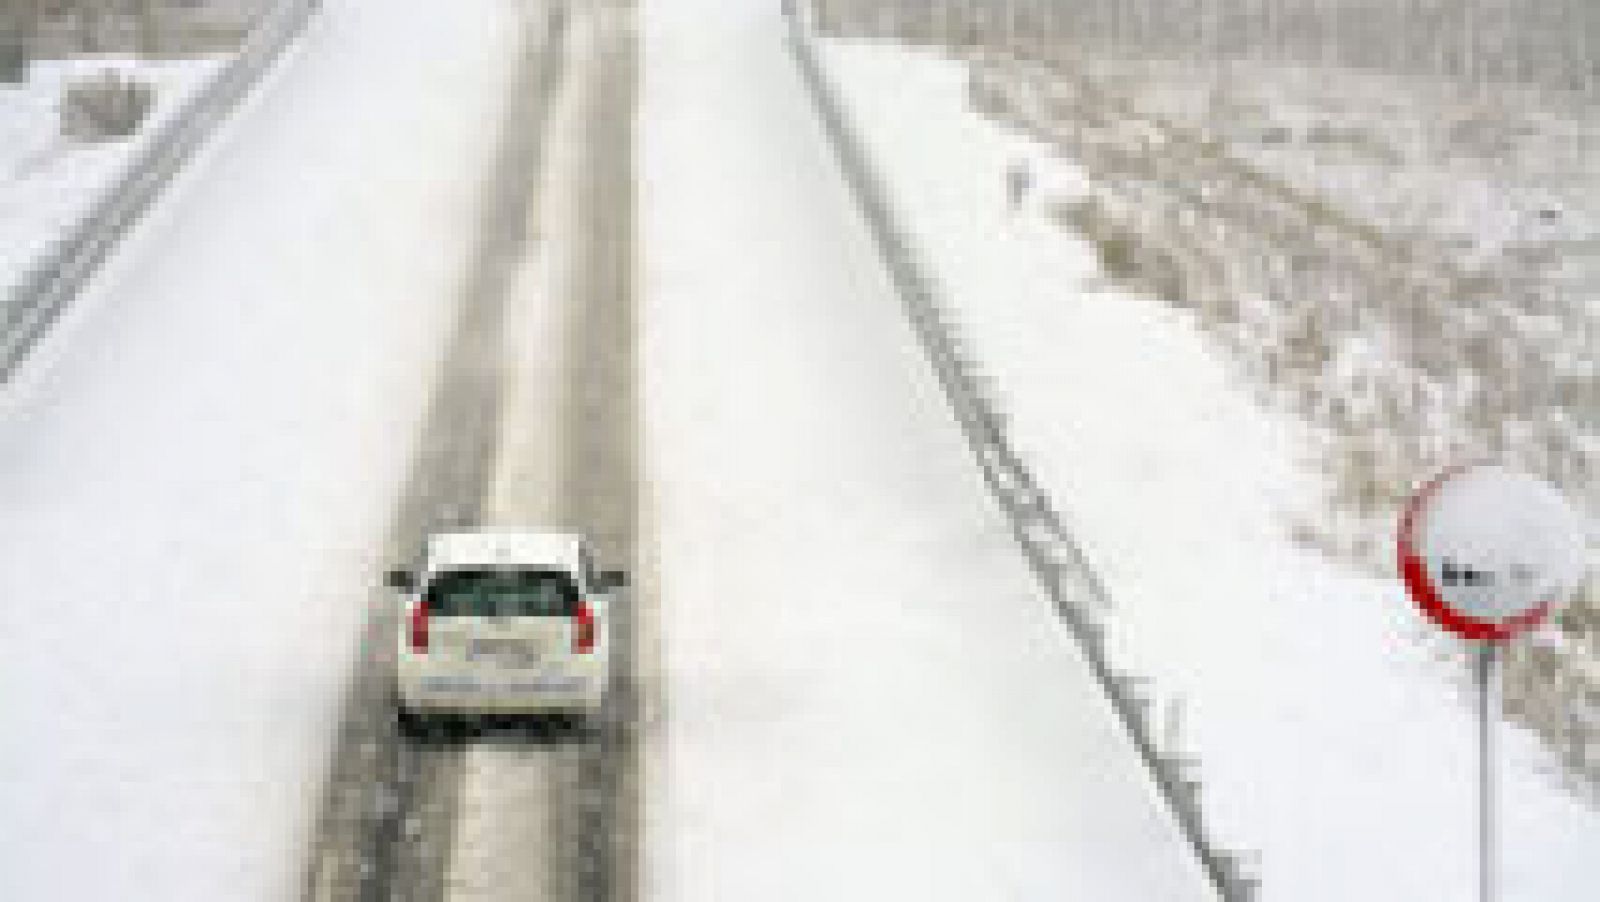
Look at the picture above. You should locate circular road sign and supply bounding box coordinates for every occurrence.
[1398,464,1589,641]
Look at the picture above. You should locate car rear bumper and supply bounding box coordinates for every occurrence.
[397,663,607,715]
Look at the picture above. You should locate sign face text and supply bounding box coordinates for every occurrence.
[1399,465,1588,641]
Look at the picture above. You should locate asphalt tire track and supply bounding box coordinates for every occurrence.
[551,5,640,899]
[445,3,639,898]
[300,4,570,900]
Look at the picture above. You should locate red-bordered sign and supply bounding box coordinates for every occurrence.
[1398,464,1586,642]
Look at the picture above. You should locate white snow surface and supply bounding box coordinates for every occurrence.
[818,37,1599,902]
[0,55,222,297]
[642,2,1213,899]
[0,1,519,899]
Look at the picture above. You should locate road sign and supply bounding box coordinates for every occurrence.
[1397,464,1588,902]
[1398,464,1588,641]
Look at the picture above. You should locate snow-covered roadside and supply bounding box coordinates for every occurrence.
[961,48,1600,797]
[818,37,1598,902]
[642,2,1212,899]
[967,53,1597,547]
[0,0,519,899]
[0,56,223,297]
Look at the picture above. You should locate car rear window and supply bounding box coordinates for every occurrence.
[424,568,579,618]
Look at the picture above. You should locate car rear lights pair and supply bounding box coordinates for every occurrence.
[406,599,592,655]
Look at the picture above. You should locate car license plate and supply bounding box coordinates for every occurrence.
[470,637,538,666]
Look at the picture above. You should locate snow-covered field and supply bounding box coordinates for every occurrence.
[818,36,1598,902]
[1093,56,1598,257]
[960,49,1600,790]
[0,55,222,298]
[0,0,518,898]
[961,45,1600,798]
[963,55,1596,545]
[641,2,1214,899]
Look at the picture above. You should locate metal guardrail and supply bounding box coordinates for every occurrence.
[786,10,1260,901]
[0,0,319,382]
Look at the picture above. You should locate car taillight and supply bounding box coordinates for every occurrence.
[574,601,596,654]
[408,599,429,654]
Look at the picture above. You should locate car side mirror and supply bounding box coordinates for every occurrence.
[596,569,629,592]
[385,569,416,592]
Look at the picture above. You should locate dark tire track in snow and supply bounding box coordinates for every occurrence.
[551,5,641,899]
[300,4,570,900]
[445,4,640,899]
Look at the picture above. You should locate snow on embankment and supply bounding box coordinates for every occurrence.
[642,2,1212,900]
[0,1,518,899]
[959,51,1600,791]
[816,37,1598,902]
[0,56,222,298]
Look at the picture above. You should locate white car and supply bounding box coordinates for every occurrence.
[387,530,626,734]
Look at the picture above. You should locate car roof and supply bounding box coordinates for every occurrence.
[426,530,585,572]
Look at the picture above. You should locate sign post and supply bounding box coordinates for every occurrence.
[1398,464,1588,902]
[1475,640,1495,902]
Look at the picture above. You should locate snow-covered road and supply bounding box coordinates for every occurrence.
[0,1,520,899]
[14,0,1562,897]
[641,1,1213,898]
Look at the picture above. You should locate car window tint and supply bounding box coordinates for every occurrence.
[425,568,578,618]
